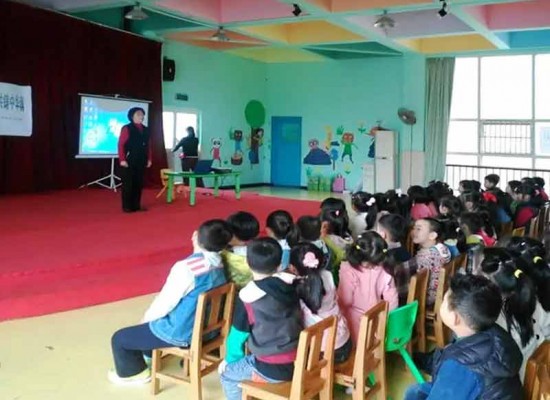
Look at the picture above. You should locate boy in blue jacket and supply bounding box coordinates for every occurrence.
[405,274,524,400]
[108,219,232,385]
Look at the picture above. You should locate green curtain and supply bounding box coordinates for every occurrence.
[424,57,455,183]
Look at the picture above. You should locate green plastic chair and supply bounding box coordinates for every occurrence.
[385,301,426,383]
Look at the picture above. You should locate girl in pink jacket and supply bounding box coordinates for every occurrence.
[338,231,399,344]
[290,242,352,363]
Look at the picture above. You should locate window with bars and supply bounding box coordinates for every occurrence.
[447,54,550,171]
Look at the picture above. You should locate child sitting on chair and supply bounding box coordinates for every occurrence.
[289,242,352,364]
[376,213,417,305]
[222,211,260,288]
[108,219,233,385]
[265,210,294,270]
[413,218,451,306]
[219,238,302,400]
[338,231,399,344]
[288,215,332,269]
[404,274,523,400]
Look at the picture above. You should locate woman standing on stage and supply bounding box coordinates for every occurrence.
[117,107,152,213]
[173,126,203,187]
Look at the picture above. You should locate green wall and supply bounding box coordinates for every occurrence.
[162,42,268,185]
[162,42,426,188]
[265,54,426,188]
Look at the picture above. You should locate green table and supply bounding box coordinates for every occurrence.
[165,171,241,206]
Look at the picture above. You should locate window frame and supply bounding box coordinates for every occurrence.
[447,54,550,170]
[162,107,201,151]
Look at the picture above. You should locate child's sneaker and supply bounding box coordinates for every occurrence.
[107,368,151,385]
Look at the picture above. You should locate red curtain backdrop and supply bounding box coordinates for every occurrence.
[0,1,166,194]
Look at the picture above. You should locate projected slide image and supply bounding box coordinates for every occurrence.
[78,96,149,157]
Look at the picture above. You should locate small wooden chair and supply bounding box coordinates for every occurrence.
[426,261,453,348]
[525,341,550,400]
[529,216,541,239]
[407,268,429,353]
[500,221,514,237]
[533,366,550,400]
[451,253,467,276]
[537,205,550,240]
[334,301,389,400]
[512,226,526,237]
[156,168,187,199]
[151,283,235,399]
[241,316,337,400]
[405,228,416,257]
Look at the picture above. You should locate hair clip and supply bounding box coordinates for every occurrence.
[366,198,376,207]
[514,269,523,279]
[383,248,387,253]
[303,252,319,269]
[533,256,543,263]
[335,210,340,216]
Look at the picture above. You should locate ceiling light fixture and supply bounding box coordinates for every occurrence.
[438,1,448,18]
[373,10,396,35]
[211,26,230,42]
[292,4,302,17]
[125,2,148,20]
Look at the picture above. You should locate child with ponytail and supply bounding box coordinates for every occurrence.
[320,207,353,277]
[266,210,294,270]
[513,184,542,228]
[408,186,438,220]
[290,243,352,363]
[287,215,332,270]
[479,248,545,379]
[459,212,496,247]
[506,237,550,341]
[349,192,378,238]
[338,231,398,343]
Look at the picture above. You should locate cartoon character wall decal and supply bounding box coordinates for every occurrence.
[358,122,367,136]
[329,141,340,170]
[368,126,377,158]
[229,129,244,165]
[244,100,266,168]
[324,126,333,151]
[367,121,386,159]
[211,137,222,166]
[248,128,264,166]
[303,138,331,165]
[341,132,358,163]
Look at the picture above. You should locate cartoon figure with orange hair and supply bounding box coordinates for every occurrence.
[341,132,358,163]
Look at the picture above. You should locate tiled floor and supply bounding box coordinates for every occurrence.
[1,187,417,400]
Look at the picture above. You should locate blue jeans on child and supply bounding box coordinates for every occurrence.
[220,355,282,400]
[111,323,175,377]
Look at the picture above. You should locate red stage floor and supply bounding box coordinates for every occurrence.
[0,188,320,320]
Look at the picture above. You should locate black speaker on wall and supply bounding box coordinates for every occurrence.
[163,58,176,81]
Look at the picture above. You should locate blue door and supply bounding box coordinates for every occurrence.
[271,117,302,187]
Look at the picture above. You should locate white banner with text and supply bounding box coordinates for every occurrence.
[0,82,32,137]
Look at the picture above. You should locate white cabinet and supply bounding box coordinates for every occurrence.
[375,130,396,192]
[362,163,375,193]
[361,130,397,193]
